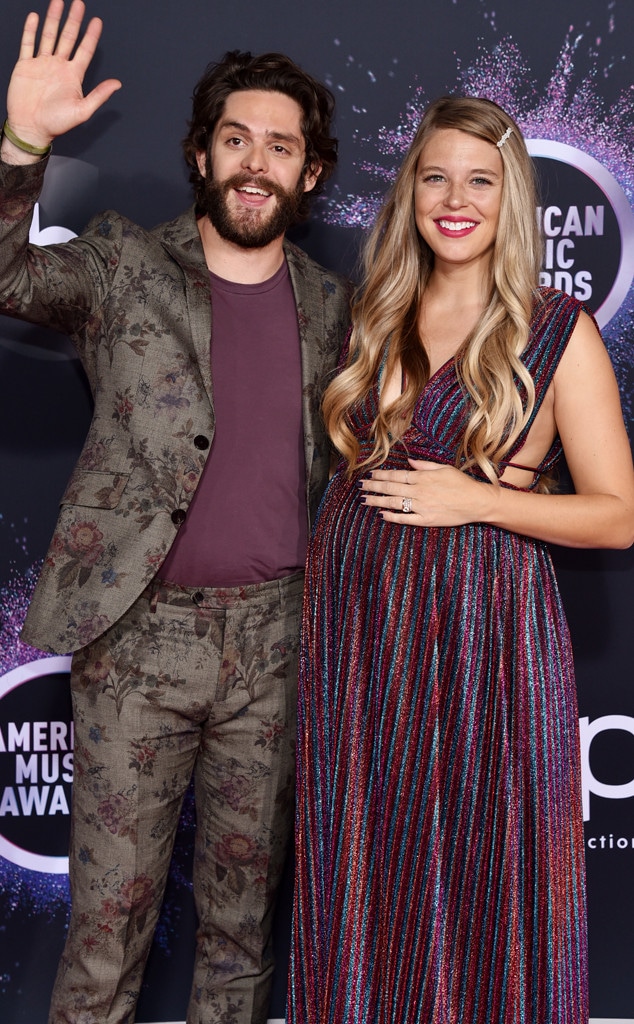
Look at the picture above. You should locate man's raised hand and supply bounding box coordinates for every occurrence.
[4,0,121,157]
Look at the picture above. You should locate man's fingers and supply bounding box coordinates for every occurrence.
[25,1,96,67]
[71,17,105,76]
[37,0,66,56]
[19,12,41,60]
[55,0,89,60]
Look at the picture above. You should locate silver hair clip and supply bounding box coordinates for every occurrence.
[496,127,513,148]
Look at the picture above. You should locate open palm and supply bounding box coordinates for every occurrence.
[6,0,121,149]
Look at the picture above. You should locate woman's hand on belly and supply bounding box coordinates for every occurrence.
[359,458,491,528]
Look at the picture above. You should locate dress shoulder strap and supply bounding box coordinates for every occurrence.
[522,287,586,398]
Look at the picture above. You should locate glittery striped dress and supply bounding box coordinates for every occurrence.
[288,288,588,1024]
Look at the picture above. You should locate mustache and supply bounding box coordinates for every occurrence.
[219,171,291,201]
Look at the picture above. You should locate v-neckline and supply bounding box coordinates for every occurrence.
[377,343,456,403]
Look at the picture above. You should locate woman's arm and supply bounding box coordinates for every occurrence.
[361,311,634,549]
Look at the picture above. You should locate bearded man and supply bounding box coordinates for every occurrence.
[0,2,350,1022]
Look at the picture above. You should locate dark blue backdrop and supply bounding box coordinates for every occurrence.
[1,1,633,1019]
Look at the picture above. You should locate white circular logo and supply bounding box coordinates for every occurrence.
[528,140,634,329]
[0,657,73,874]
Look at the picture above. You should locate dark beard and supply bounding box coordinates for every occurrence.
[201,171,305,249]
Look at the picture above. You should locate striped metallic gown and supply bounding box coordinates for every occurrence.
[289,289,588,1024]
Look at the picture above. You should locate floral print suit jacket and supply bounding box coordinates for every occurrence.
[0,157,351,654]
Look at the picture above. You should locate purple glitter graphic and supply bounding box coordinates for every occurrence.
[0,521,71,931]
[321,19,634,418]
[0,537,45,678]
[0,519,194,947]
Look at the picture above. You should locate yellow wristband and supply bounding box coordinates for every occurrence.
[2,119,52,157]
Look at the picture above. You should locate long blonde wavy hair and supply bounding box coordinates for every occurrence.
[324,96,544,485]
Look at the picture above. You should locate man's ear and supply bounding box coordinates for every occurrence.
[302,162,322,194]
[196,150,208,179]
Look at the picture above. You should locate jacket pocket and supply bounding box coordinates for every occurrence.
[60,470,130,509]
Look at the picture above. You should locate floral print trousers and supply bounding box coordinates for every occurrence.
[49,571,303,1024]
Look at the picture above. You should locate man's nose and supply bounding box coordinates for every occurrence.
[241,141,268,174]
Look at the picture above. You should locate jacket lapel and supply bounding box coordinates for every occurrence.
[159,208,215,406]
[285,240,328,489]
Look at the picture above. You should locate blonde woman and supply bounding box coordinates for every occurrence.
[289,97,634,1024]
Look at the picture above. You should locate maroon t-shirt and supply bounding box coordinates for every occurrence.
[159,260,308,586]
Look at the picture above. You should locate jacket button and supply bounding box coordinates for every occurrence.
[171,508,187,526]
[194,434,210,449]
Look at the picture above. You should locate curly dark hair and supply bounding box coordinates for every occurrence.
[183,50,338,220]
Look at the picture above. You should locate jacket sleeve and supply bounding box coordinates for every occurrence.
[0,156,118,337]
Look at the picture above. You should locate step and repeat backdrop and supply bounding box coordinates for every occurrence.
[0,0,633,1020]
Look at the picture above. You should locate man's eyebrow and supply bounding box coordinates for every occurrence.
[267,130,303,146]
[218,120,302,146]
